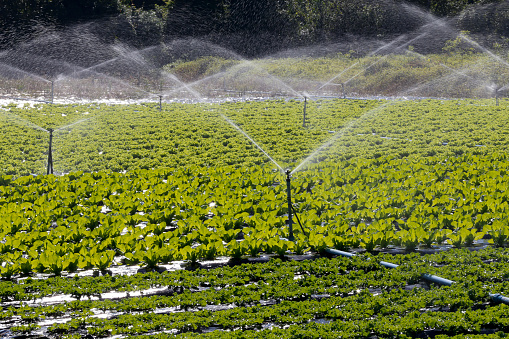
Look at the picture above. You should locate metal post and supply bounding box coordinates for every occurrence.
[342,83,346,99]
[47,129,54,175]
[159,95,162,111]
[286,170,294,241]
[303,97,307,127]
[496,88,500,106]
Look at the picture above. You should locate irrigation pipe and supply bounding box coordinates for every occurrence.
[324,248,507,304]
[0,95,53,104]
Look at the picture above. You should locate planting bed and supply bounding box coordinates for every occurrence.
[3,98,509,337]
[3,249,509,338]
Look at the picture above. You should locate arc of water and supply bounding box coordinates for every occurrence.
[112,44,159,68]
[459,34,509,70]
[162,67,234,98]
[403,72,463,98]
[56,68,156,98]
[498,84,509,92]
[316,34,408,91]
[159,71,204,100]
[55,118,92,132]
[342,32,428,87]
[406,50,495,92]
[67,45,159,78]
[175,39,305,98]
[165,59,305,100]
[165,56,305,99]
[291,61,463,174]
[240,59,305,99]
[291,101,392,174]
[0,108,48,132]
[0,61,51,83]
[220,114,285,174]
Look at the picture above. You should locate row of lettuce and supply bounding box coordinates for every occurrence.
[1,98,509,176]
[3,249,509,338]
[2,150,509,277]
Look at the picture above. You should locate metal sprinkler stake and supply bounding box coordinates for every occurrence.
[286,169,294,241]
[302,97,307,127]
[496,87,500,106]
[159,95,163,111]
[341,83,346,99]
[51,80,54,104]
[47,128,54,175]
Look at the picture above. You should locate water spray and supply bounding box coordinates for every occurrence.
[47,128,54,175]
[285,169,294,242]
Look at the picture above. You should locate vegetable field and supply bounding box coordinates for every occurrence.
[2,98,509,338]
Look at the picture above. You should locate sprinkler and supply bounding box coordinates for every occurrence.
[341,83,346,99]
[302,97,308,127]
[50,80,54,104]
[159,95,162,111]
[495,87,500,106]
[47,128,54,175]
[285,169,294,241]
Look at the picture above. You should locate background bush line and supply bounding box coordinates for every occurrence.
[2,0,509,56]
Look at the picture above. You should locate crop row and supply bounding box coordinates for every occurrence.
[2,98,509,177]
[4,247,509,303]
[4,149,509,277]
[4,248,509,338]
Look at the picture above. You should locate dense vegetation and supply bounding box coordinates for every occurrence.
[2,0,509,55]
[3,96,509,336]
[2,98,509,276]
[2,98,509,176]
[4,249,509,337]
[165,50,509,98]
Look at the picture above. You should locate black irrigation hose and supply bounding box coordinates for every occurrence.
[324,248,508,305]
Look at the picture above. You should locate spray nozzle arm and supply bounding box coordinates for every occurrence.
[285,169,292,180]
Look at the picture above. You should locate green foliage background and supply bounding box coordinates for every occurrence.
[2,0,509,55]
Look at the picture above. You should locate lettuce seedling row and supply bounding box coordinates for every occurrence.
[3,99,509,337]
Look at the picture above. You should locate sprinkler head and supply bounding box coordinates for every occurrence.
[48,128,53,134]
[285,169,291,179]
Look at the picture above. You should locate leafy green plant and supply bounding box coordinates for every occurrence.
[227,240,246,260]
[486,220,509,247]
[180,246,201,265]
[92,250,116,272]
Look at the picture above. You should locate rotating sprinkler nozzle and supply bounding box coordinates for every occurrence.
[47,128,54,175]
[285,169,294,242]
